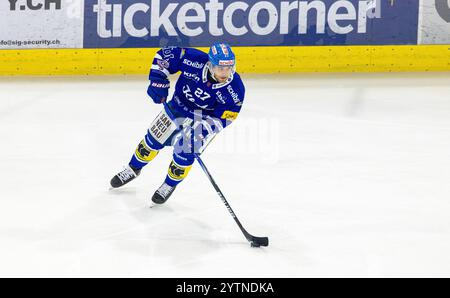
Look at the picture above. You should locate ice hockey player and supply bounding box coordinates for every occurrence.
[110,43,245,205]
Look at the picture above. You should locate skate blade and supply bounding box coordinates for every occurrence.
[149,202,159,209]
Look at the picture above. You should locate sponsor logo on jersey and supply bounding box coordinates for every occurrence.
[183,59,204,69]
[216,90,226,104]
[221,110,238,121]
[162,47,176,59]
[227,85,241,105]
[183,71,200,82]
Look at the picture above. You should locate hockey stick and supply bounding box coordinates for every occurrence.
[193,153,269,247]
[163,102,269,247]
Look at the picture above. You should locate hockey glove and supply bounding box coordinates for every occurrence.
[147,77,170,104]
[191,116,224,154]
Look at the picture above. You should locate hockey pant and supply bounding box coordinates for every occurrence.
[129,104,220,187]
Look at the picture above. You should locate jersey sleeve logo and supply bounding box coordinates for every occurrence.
[157,59,170,70]
[221,111,239,121]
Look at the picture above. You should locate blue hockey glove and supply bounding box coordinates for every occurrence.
[147,77,170,104]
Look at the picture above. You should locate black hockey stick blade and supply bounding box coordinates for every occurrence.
[248,235,269,247]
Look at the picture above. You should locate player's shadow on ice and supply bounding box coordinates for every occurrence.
[113,195,234,264]
[102,189,252,266]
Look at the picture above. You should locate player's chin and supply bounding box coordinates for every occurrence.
[217,77,228,83]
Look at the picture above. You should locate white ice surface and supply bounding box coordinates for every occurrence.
[0,73,450,277]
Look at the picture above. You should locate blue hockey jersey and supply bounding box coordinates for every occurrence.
[148,47,245,129]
